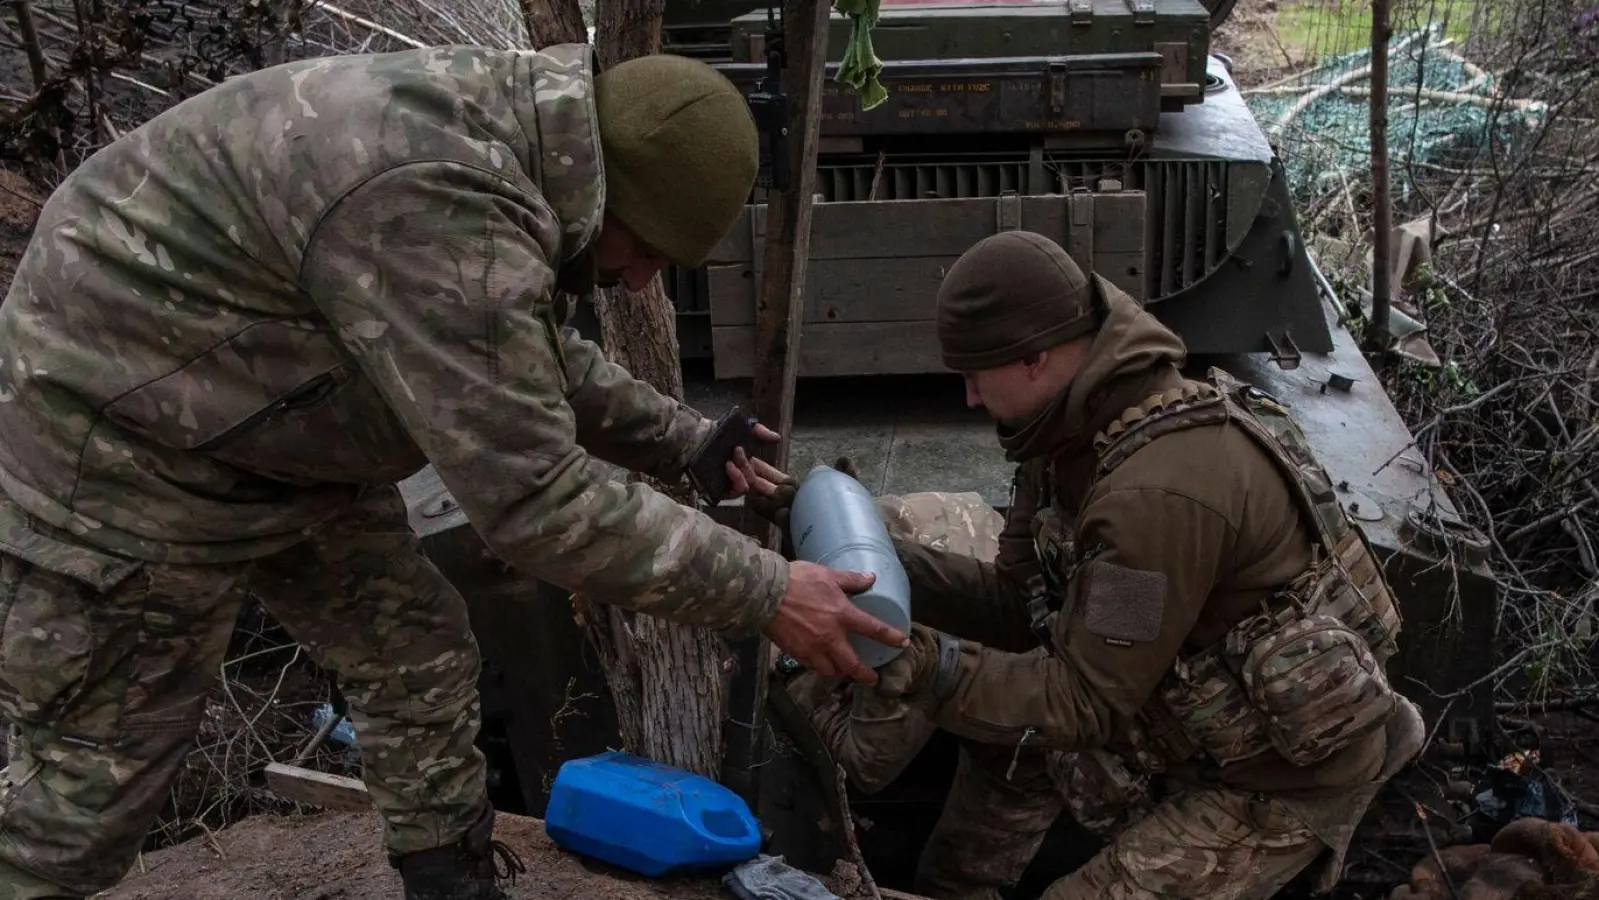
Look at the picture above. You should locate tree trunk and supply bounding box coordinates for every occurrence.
[520,0,587,46]
[521,0,727,780]
[594,0,664,69]
[591,0,727,781]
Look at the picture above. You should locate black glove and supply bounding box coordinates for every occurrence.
[746,456,863,531]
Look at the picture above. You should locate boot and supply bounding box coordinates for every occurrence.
[391,806,526,900]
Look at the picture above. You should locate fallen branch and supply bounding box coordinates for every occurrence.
[308,0,428,49]
[834,765,882,900]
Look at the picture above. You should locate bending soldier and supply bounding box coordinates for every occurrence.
[752,231,1426,900]
[0,46,905,900]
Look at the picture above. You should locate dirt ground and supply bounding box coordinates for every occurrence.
[97,809,867,900]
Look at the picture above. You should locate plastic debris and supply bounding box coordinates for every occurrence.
[724,855,843,900]
[1469,748,1580,842]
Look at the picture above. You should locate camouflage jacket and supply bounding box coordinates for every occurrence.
[0,44,787,636]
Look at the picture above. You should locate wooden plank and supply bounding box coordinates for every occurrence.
[707,256,955,327]
[264,762,372,812]
[722,0,834,812]
[713,321,944,379]
[707,195,1073,263]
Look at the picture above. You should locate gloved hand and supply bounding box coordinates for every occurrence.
[872,623,962,709]
[746,456,863,530]
[744,457,797,529]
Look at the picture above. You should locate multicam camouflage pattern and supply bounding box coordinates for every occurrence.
[243,486,490,855]
[788,491,1061,900]
[915,742,1062,900]
[1040,784,1327,900]
[1239,613,1397,766]
[876,491,1005,560]
[0,497,251,897]
[0,42,786,635]
[1048,749,1156,838]
[784,667,939,795]
[787,668,1063,900]
[0,488,491,897]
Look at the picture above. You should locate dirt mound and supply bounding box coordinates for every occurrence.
[99,809,863,900]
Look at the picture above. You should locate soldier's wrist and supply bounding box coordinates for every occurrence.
[672,409,719,475]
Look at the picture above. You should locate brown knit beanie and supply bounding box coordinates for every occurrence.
[936,231,1097,371]
[595,54,758,268]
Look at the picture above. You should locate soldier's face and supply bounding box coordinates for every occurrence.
[964,363,1044,424]
[962,339,1091,424]
[593,214,672,292]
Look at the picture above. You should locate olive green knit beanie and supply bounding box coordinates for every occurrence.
[936,231,1097,371]
[595,54,759,268]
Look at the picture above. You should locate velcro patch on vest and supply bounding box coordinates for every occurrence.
[1081,561,1167,647]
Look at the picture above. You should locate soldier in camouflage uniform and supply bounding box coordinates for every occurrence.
[752,231,1428,899]
[0,45,907,900]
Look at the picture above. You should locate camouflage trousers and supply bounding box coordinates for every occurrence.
[0,487,487,899]
[790,491,1065,900]
[1039,784,1327,900]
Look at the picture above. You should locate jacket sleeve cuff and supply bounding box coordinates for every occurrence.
[667,406,718,479]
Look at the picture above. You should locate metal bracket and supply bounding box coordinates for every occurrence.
[1125,0,1156,24]
[1048,60,1067,113]
[997,191,1021,231]
[1321,371,1356,393]
[1067,192,1094,270]
[1068,0,1094,24]
[1266,329,1301,370]
[1399,507,1490,568]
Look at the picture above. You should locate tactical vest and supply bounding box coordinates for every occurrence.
[1028,367,1404,773]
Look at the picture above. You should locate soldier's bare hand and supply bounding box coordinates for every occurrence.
[766,562,909,684]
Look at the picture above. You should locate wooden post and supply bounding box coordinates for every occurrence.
[722,0,834,809]
[1365,0,1393,354]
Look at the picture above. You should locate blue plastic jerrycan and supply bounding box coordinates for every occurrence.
[544,751,763,877]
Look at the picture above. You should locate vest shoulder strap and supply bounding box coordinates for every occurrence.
[1092,367,1352,552]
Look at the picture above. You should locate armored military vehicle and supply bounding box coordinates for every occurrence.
[394,4,1501,895]
[655,0,1324,378]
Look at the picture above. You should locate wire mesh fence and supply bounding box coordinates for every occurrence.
[1225,0,1599,709]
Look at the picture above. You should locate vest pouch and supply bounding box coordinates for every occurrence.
[1153,646,1273,768]
[1051,749,1156,838]
[1240,613,1398,766]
